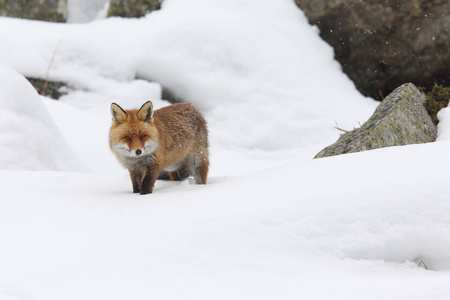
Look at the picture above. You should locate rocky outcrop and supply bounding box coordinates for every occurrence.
[108,0,162,18]
[295,0,450,100]
[0,0,67,22]
[315,83,437,158]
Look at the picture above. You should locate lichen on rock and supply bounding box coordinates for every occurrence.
[0,0,67,22]
[424,84,450,125]
[107,0,162,18]
[315,83,437,158]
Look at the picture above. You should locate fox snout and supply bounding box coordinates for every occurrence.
[112,139,159,158]
[111,144,143,158]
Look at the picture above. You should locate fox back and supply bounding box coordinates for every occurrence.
[109,101,209,194]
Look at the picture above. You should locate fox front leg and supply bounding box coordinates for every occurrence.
[140,164,160,195]
[129,170,143,193]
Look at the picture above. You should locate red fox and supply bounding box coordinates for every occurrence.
[109,101,209,194]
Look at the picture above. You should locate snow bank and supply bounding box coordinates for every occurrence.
[437,107,450,141]
[1,141,450,300]
[0,64,85,171]
[67,0,109,23]
[135,0,379,150]
[0,0,378,156]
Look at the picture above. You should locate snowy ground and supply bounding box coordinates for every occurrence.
[1,0,450,299]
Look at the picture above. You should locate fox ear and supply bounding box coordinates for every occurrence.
[137,101,154,123]
[111,103,127,125]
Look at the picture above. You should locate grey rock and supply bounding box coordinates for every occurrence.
[295,0,450,100]
[0,0,67,22]
[108,0,162,18]
[315,83,437,158]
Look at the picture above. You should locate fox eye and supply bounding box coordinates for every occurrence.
[124,136,131,141]
[140,135,147,139]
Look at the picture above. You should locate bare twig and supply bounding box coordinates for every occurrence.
[378,89,385,101]
[334,121,349,133]
[418,260,429,270]
[41,39,62,96]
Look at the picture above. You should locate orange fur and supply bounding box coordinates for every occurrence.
[109,101,209,194]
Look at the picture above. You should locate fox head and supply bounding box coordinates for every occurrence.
[109,101,159,158]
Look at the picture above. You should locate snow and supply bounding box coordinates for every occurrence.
[0,0,449,299]
[0,64,85,171]
[67,0,109,23]
[0,0,377,154]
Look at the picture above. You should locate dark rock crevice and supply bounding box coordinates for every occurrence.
[26,77,68,100]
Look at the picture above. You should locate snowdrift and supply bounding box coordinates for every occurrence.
[1,142,450,300]
[0,64,85,171]
[0,0,378,155]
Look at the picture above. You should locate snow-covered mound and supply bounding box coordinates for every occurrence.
[0,64,85,171]
[0,0,378,157]
[1,141,450,300]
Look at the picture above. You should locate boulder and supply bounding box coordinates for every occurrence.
[295,0,450,100]
[0,0,67,22]
[314,83,437,158]
[108,0,162,18]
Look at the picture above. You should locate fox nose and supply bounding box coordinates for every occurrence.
[135,149,142,156]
